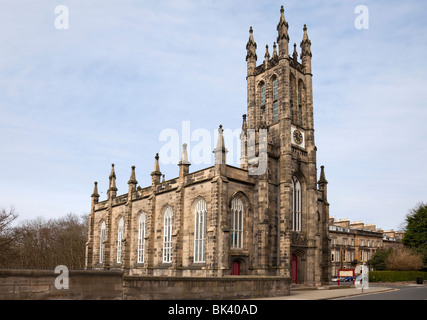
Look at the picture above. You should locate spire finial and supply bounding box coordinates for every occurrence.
[246,26,257,63]
[214,124,227,166]
[128,165,137,185]
[109,163,116,180]
[153,153,160,173]
[276,5,289,57]
[293,43,298,61]
[300,24,312,60]
[108,164,117,196]
[180,143,190,165]
[151,153,162,186]
[242,114,247,131]
[302,24,309,41]
[319,165,328,183]
[91,181,99,198]
[264,44,270,59]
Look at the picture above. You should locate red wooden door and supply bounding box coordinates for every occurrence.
[291,254,298,283]
[231,260,240,275]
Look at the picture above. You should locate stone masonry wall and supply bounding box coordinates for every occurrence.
[0,269,290,300]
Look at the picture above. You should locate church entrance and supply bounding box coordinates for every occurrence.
[231,260,240,275]
[291,254,298,283]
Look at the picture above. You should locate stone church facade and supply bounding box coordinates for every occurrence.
[85,6,331,286]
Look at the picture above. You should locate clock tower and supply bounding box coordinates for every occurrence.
[242,6,330,284]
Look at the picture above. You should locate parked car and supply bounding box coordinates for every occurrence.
[344,276,354,282]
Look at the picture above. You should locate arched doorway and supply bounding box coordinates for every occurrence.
[291,254,298,283]
[291,250,307,284]
[231,260,240,275]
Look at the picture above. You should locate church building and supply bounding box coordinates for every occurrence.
[85,6,331,286]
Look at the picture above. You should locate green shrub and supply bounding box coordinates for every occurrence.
[369,271,427,282]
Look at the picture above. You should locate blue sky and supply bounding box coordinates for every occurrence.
[0,0,426,231]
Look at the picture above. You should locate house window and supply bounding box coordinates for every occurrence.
[231,198,244,249]
[273,77,279,122]
[117,217,124,263]
[292,176,302,231]
[163,206,173,263]
[194,199,207,263]
[137,213,146,263]
[99,221,106,263]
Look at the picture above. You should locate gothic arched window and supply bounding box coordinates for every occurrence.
[163,206,173,263]
[117,217,124,263]
[298,80,304,126]
[289,76,295,121]
[137,213,146,263]
[292,177,302,231]
[194,199,207,263]
[260,82,266,107]
[99,221,106,263]
[231,197,244,249]
[273,77,279,122]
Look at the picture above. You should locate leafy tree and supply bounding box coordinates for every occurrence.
[370,248,393,271]
[402,202,427,265]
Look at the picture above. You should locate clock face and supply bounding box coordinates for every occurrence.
[293,129,303,145]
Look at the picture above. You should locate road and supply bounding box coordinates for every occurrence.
[334,284,427,300]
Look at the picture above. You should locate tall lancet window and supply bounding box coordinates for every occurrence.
[298,81,303,126]
[137,213,146,263]
[117,217,124,263]
[289,78,294,121]
[261,82,266,107]
[231,197,244,249]
[163,206,173,263]
[194,199,207,263]
[273,77,279,122]
[99,221,106,263]
[292,177,302,231]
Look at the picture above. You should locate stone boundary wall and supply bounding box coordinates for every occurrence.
[0,269,290,300]
[123,276,291,300]
[0,269,123,300]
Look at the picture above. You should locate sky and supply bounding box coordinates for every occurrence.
[0,0,426,231]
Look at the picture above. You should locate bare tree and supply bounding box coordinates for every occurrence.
[3,212,88,270]
[385,247,424,271]
[0,206,19,267]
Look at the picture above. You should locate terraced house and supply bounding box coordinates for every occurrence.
[85,6,331,286]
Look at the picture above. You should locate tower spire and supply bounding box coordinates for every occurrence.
[246,26,257,75]
[276,5,289,57]
[300,24,312,73]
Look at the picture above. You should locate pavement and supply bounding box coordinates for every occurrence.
[253,283,408,300]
